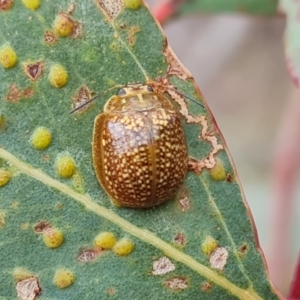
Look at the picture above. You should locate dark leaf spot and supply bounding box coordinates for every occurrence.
[24,61,44,81]
[33,221,52,234]
[44,31,58,44]
[201,281,212,292]
[77,248,103,262]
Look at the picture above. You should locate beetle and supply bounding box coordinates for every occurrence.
[91,83,189,208]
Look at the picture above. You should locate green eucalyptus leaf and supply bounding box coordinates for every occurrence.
[0,0,282,299]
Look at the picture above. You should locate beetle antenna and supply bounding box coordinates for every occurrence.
[168,87,205,109]
[70,84,123,114]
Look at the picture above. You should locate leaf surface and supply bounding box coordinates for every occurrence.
[0,0,282,299]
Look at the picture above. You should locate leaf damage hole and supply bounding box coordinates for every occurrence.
[16,277,41,300]
[209,247,228,271]
[152,256,175,275]
[24,61,44,81]
[44,31,58,44]
[0,0,14,10]
[71,85,93,113]
[164,276,189,291]
[77,248,103,262]
[96,0,123,20]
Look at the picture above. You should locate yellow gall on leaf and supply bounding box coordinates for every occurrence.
[201,236,218,256]
[49,64,68,88]
[209,159,226,181]
[30,127,52,150]
[13,268,34,282]
[113,238,134,256]
[22,0,41,10]
[94,232,116,250]
[53,269,75,289]
[0,169,11,187]
[124,0,143,9]
[0,45,17,69]
[54,13,74,37]
[43,228,64,248]
[56,156,76,178]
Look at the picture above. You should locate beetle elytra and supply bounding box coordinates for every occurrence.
[92,83,188,208]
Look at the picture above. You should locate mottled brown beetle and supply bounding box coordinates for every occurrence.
[91,83,189,208]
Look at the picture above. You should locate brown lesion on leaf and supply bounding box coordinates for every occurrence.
[23,87,34,98]
[163,45,192,81]
[6,84,34,102]
[106,287,116,296]
[174,232,186,247]
[238,243,249,257]
[119,24,140,46]
[33,221,52,234]
[6,84,22,102]
[152,256,175,275]
[71,21,83,39]
[23,61,44,81]
[42,154,50,162]
[16,277,41,300]
[127,26,140,46]
[77,248,103,262]
[226,173,234,182]
[200,281,212,292]
[0,0,14,10]
[164,276,189,291]
[95,0,123,21]
[71,85,93,113]
[209,247,228,271]
[44,30,58,45]
[119,22,127,30]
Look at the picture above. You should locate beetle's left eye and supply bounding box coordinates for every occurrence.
[118,88,126,96]
[147,85,153,92]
